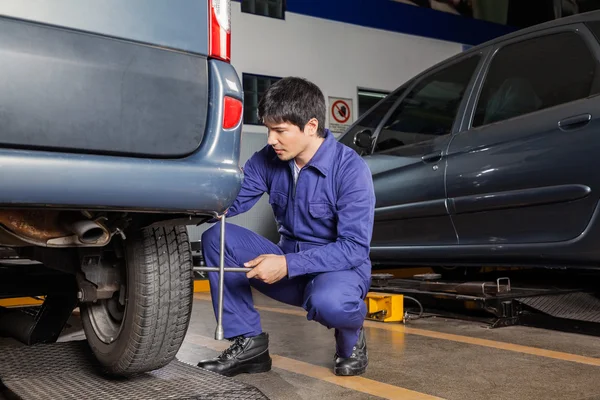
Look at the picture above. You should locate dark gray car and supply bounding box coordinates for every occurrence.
[339,11,600,274]
[0,0,242,375]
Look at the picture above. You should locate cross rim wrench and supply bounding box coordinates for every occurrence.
[193,216,250,340]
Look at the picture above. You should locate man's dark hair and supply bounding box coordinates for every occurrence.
[258,77,326,138]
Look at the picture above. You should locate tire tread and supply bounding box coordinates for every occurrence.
[87,226,193,375]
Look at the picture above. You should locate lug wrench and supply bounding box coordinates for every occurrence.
[193,215,248,340]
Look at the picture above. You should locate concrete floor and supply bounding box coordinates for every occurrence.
[180,291,600,400]
[2,290,600,400]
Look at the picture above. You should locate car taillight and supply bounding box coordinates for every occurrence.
[223,96,242,129]
[209,0,231,62]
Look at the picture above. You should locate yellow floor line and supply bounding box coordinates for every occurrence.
[193,293,600,367]
[390,325,600,367]
[185,333,445,400]
[194,280,210,293]
[0,297,44,308]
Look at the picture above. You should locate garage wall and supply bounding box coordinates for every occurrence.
[188,2,464,246]
[231,1,463,136]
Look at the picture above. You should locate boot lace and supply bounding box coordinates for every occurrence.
[219,336,246,360]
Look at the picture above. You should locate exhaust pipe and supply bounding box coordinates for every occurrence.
[0,210,112,247]
[66,219,109,244]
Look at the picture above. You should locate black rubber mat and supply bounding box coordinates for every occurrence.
[0,340,269,400]
[518,292,600,323]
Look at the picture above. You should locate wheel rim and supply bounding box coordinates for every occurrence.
[84,250,128,345]
[85,285,127,345]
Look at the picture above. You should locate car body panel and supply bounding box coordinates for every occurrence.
[0,0,209,54]
[366,136,456,247]
[369,199,600,268]
[0,59,243,215]
[446,100,600,245]
[446,24,600,245]
[0,16,209,158]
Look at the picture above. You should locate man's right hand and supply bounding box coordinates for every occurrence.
[244,254,288,284]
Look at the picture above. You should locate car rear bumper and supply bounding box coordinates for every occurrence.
[0,60,243,215]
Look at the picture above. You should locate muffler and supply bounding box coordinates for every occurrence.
[67,220,108,244]
[59,217,111,246]
[0,210,111,247]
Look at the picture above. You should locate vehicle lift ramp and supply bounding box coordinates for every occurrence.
[0,217,269,400]
[369,272,600,333]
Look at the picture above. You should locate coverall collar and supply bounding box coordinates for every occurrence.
[275,128,336,177]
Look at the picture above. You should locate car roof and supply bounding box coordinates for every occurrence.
[341,10,600,141]
[467,10,600,52]
[400,10,600,90]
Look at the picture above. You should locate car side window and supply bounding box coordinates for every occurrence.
[472,31,599,128]
[338,87,404,153]
[374,55,480,153]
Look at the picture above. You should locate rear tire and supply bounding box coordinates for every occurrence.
[81,226,193,375]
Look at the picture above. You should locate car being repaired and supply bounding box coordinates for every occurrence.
[0,0,243,375]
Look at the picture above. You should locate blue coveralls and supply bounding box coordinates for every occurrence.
[202,129,375,357]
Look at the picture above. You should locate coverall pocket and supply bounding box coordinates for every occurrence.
[269,191,288,220]
[308,202,335,219]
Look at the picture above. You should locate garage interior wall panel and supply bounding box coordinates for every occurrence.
[231,2,463,136]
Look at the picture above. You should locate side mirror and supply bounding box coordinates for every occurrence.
[354,129,373,149]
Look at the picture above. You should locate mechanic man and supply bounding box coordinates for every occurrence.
[196,77,375,377]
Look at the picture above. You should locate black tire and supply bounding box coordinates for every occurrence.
[81,226,193,375]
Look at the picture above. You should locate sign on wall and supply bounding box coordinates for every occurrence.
[328,97,353,137]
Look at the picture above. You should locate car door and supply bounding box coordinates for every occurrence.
[363,54,483,251]
[445,25,600,245]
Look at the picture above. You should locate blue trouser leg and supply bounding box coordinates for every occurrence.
[202,223,308,338]
[302,270,368,358]
[203,223,367,357]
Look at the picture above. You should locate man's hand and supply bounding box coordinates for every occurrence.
[244,254,288,284]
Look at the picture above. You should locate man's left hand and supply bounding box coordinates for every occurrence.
[244,254,288,284]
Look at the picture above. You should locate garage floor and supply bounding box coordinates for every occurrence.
[2,289,600,400]
[180,291,600,400]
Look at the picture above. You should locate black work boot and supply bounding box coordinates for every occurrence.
[196,332,272,377]
[334,327,368,376]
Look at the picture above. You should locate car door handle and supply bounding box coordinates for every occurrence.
[558,114,591,132]
[421,151,442,163]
